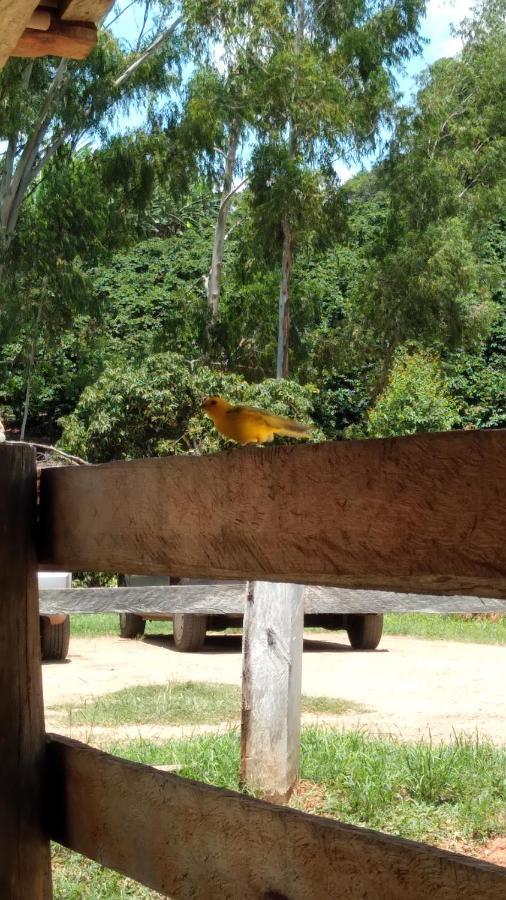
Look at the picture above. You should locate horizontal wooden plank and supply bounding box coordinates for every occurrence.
[38,430,506,597]
[38,585,506,615]
[12,20,97,60]
[304,587,506,614]
[45,735,506,900]
[39,584,248,615]
[0,0,39,68]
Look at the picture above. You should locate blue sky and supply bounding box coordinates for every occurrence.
[107,0,475,181]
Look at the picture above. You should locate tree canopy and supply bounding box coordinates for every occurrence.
[0,0,504,454]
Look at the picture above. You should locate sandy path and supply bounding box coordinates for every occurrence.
[43,631,506,744]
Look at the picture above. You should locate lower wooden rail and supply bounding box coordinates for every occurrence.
[45,735,506,900]
[38,584,506,615]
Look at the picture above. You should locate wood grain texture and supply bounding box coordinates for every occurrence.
[38,585,506,615]
[12,20,97,59]
[0,0,39,67]
[39,583,248,615]
[28,10,52,31]
[240,582,304,800]
[39,430,506,597]
[0,445,52,899]
[46,734,506,900]
[60,0,113,22]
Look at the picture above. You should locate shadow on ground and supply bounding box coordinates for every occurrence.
[142,633,387,655]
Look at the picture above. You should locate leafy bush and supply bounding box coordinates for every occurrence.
[59,352,321,462]
[350,348,459,438]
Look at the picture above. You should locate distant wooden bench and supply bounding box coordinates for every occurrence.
[2,430,506,898]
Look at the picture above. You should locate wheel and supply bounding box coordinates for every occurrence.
[40,616,70,661]
[173,614,207,652]
[346,614,383,650]
[119,613,146,639]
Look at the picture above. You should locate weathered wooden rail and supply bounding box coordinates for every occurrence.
[38,428,506,596]
[39,583,506,615]
[2,433,506,898]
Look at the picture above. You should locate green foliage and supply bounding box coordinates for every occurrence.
[1,0,505,445]
[59,351,320,462]
[354,348,458,438]
[353,8,506,352]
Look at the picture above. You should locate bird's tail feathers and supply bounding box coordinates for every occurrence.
[265,414,312,439]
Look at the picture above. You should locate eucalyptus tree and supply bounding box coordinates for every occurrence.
[174,1,287,320]
[246,0,426,377]
[354,0,506,356]
[0,1,182,256]
[0,1,184,436]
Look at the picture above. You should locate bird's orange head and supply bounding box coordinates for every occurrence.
[202,396,229,417]
[202,396,219,412]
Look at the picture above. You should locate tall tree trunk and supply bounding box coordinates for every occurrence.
[1,60,68,249]
[208,125,239,319]
[0,18,183,256]
[275,0,304,379]
[20,302,42,441]
[276,220,293,379]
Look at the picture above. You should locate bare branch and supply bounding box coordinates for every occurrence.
[104,0,137,29]
[114,14,183,88]
[30,443,90,465]
[219,177,248,213]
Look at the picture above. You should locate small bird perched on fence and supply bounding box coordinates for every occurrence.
[202,396,312,445]
[0,417,5,442]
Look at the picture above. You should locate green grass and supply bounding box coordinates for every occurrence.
[68,613,506,645]
[52,729,506,898]
[52,844,164,899]
[69,615,173,638]
[61,681,362,727]
[110,729,506,845]
[384,613,506,644]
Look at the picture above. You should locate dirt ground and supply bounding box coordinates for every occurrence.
[43,629,506,744]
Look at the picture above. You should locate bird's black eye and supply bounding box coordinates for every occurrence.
[210,400,216,406]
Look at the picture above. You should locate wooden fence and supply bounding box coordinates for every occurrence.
[2,431,506,898]
[38,578,506,800]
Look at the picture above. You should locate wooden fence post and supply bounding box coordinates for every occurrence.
[0,444,52,898]
[240,581,304,802]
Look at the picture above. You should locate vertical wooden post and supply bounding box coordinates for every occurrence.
[240,581,304,802]
[0,444,52,898]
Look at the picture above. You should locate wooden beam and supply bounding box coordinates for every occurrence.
[28,10,52,31]
[60,0,113,22]
[304,587,506,614]
[38,584,506,616]
[240,582,304,801]
[39,583,248,615]
[12,19,97,60]
[39,430,506,597]
[0,445,52,898]
[45,734,506,900]
[0,0,39,68]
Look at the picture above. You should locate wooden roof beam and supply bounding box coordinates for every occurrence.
[12,18,97,60]
[0,0,40,69]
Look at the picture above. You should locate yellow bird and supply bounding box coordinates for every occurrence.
[202,396,312,445]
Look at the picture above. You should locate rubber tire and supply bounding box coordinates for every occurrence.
[173,614,207,652]
[346,614,384,650]
[119,613,146,639]
[40,615,70,661]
